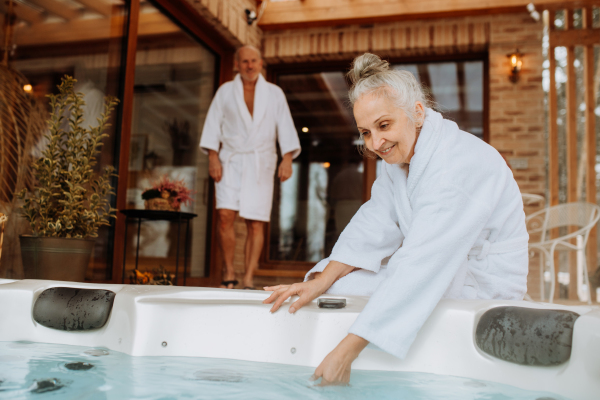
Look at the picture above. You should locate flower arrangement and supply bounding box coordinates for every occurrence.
[141,176,193,212]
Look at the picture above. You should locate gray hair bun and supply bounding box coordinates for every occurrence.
[348,53,390,84]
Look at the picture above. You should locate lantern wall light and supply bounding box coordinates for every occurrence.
[507,49,523,83]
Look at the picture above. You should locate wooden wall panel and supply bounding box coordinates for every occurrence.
[263,19,490,64]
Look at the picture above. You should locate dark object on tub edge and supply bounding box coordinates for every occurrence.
[475,306,579,366]
[32,287,116,331]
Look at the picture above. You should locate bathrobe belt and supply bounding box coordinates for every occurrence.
[467,237,529,261]
[223,148,261,185]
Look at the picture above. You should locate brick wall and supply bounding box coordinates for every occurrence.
[487,14,545,299]
[261,13,547,298]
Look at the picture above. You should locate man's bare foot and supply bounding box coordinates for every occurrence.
[242,275,254,290]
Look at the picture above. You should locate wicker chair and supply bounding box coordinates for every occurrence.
[526,202,600,304]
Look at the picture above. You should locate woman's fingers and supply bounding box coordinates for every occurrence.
[263,284,286,292]
[262,290,285,306]
[262,285,290,304]
[289,295,312,314]
[269,286,298,313]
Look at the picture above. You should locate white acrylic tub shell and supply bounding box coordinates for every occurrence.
[0,279,598,399]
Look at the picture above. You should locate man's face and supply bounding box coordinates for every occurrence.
[235,47,263,82]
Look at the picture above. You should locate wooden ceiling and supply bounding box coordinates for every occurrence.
[258,0,600,30]
[0,0,120,25]
[0,0,183,46]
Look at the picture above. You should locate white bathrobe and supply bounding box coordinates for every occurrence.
[305,109,529,359]
[200,74,301,221]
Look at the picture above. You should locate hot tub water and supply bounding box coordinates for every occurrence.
[0,341,567,400]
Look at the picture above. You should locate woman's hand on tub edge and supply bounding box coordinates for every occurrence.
[263,260,356,313]
[262,278,329,313]
[311,334,369,386]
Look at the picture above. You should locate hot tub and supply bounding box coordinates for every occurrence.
[0,279,598,399]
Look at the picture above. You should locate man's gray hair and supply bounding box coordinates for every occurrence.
[234,45,262,62]
[347,53,431,125]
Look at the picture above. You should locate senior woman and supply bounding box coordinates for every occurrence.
[263,53,529,384]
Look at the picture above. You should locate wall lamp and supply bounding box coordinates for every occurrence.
[507,49,523,83]
[245,1,268,26]
[245,9,257,25]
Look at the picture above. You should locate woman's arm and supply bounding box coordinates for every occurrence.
[312,334,369,385]
[263,260,355,313]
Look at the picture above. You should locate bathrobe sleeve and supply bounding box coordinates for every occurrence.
[348,180,494,359]
[327,167,404,273]
[199,86,225,154]
[274,87,301,159]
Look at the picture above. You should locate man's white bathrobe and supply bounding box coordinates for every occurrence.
[200,74,301,221]
[305,109,529,359]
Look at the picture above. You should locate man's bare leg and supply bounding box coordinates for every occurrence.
[243,219,265,288]
[217,209,237,288]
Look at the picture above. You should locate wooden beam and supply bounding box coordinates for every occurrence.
[11,10,177,46]
[112,0,140,285]
[548,12,559,209]
[547,10,560,301]
[0,1,45,25]
[75,0,115,18]
[26,0,81,21]
[258,0,600,30]
[564,10,579,300]
[583,7,598,297]
[550,28,600,47]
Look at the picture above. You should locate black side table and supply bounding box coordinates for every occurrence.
[120,209,197,285]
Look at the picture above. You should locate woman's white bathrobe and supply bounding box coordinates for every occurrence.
[305,109,529,359]
[200,74,301,221]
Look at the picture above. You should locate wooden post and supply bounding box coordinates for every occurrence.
[564,10,579,299]
[583,7,598,299]
[112,0,140,284]
[547,10,560,300]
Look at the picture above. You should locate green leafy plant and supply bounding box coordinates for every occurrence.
[19,76,119,238]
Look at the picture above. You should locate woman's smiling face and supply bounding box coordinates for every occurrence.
[354,91,424,165]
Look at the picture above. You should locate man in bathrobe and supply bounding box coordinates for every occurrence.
[200,45,301,289]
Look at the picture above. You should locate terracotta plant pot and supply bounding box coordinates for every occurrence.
[144,198,180,212]
[19,235,95,282]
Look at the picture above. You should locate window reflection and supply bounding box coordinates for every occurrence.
[2,1,128,280]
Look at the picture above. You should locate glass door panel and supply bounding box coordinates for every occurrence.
[1,1,128,280]
[123,1,216,282]
[269,72,363,262]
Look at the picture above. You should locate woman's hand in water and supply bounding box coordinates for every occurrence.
[312,334,369,386]
[263,278,329,313]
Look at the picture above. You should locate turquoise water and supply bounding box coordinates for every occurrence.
[0,341,566,400]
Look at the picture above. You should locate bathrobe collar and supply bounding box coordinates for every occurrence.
[233,73,269,137]
[406,108,444,197]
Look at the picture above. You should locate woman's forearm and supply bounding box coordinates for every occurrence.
[313,260,357,286]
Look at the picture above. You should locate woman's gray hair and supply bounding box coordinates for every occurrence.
[347,53,431,125]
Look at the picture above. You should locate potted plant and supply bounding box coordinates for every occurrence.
[141,176,193,212]
[18,76,118,282]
